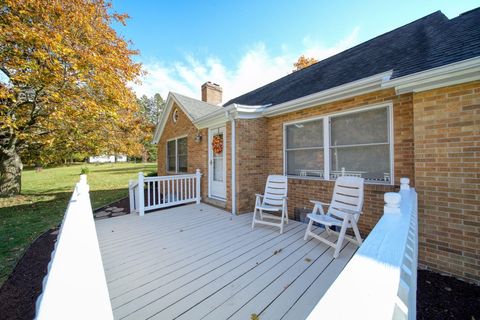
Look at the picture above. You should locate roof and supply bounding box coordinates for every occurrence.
[224,8,480,107]
[171,92,223,121]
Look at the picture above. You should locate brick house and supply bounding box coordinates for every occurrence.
[153,9,480,283]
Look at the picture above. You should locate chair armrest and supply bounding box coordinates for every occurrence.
[255,194,264,198]
[310,200,330,207]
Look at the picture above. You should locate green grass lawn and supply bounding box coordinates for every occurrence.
[0,162,157,286]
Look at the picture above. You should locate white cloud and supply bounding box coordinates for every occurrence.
[131,27,360,103]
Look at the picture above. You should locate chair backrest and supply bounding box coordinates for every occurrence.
[263,175,288,207]
[328,176,364,221]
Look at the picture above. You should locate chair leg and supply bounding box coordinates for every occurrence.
[334,219,348,258]
[252,207,257,229]
[280,214,284,234]
[351,219,363,245]
[304,219,313,240]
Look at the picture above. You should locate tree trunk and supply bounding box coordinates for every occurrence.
[0,148,23,196]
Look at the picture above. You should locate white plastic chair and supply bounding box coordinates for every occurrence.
[252,175,288,234]
[304,176,364,258]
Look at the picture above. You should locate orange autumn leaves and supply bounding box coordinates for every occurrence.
[293,55,318,72]
[0,0,147,164]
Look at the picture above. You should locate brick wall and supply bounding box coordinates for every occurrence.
[413,81,480,283]
[242,88,416,235]
[157,104,209,200]
[235,118,268,213]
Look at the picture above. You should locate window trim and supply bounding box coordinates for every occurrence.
[283,102,394,185]
[166,135,188,174]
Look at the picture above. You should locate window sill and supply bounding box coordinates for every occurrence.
[285,175,394,186]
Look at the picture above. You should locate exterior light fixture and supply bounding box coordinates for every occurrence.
[195,131,202,143]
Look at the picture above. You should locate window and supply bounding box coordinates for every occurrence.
[285,119,324,178]
[284,105,392,184]
[330,107,390,182]
[166,137,188,173]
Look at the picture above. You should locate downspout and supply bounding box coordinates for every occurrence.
[230,116,236,216]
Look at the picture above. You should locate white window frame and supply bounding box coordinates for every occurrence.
[166,135,188,174]
[283,102,394,185]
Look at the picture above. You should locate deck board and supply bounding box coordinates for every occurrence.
[96,203,356,320]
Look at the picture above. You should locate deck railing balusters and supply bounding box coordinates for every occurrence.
[129,170,202,215]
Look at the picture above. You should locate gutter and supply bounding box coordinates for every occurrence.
[262,71,393,117]
[382,56,480,94]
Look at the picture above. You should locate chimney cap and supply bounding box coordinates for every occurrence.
[202,81,221,88]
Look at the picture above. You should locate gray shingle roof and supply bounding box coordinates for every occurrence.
[224,8,480,107]
[171,92,223,120]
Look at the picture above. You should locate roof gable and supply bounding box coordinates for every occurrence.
[152,92,222,143]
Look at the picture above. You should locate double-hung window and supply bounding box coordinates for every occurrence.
[284,104,392,184]
[166,137,188,173]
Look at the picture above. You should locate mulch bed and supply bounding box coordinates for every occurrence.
[417,269,480,320]
[0,228,58,320]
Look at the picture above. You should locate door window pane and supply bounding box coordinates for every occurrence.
[213,158,223,181]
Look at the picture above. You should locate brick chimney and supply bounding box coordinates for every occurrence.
[201,82,222,105]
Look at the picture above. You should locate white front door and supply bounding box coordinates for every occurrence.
[209,126,226,199]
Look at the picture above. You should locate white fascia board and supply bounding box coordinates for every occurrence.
[152,93,196,144]
[262,70,393,117]
[193,103,266,127]
[383,56,480,94]
[193,105,233,129]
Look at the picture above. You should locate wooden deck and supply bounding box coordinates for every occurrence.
[95,203,357,320]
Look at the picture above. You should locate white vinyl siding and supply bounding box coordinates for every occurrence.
[166,137,188,173]
[284,104,393,184]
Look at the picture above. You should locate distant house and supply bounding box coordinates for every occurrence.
[88,155,127,163]
[153,9,480,283]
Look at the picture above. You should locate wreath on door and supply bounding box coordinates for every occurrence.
[212,135,223,154]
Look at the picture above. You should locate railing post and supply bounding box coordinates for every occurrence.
[138,172,145,216]
[400,177,410,191]
[384,192,401,214]
[195,169,201,204]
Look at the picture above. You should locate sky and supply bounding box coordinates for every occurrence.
[111,0,480,103]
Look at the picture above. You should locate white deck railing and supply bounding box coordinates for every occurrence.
[129,169,202,216]
[308,177,418,320]
[35,175,113,320]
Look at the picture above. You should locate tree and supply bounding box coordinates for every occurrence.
[293,55,318,71]
[137,93,165,161]
[138,93,164,125]
[0,0,142,195]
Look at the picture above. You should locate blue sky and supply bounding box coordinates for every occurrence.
[112,1,480,101]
